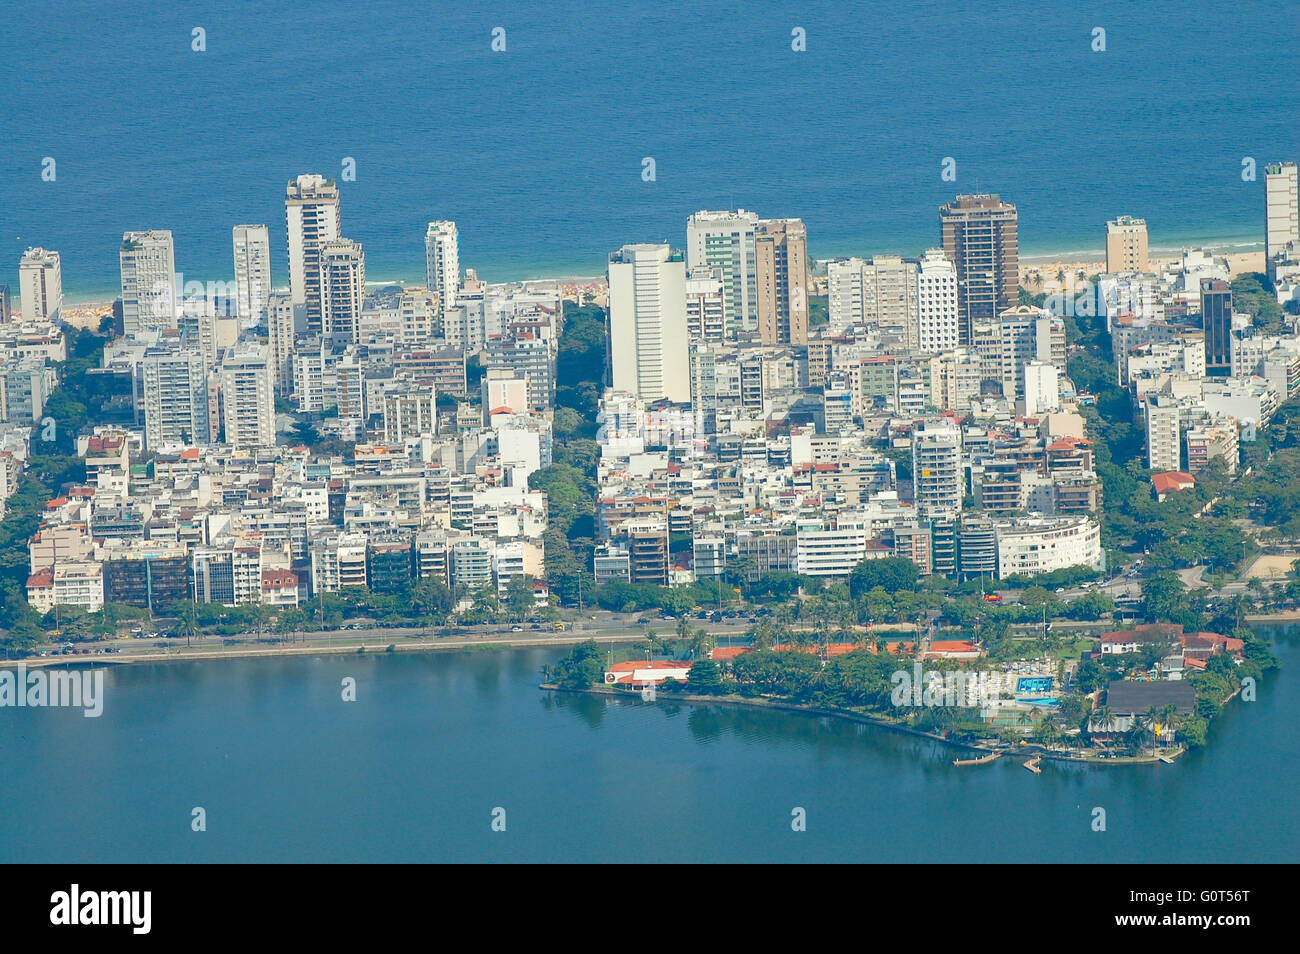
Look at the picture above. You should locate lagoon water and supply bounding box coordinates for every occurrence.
[2,627,1295,863]
[2,0,1297,300]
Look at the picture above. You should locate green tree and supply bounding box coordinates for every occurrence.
[687,658,722,694]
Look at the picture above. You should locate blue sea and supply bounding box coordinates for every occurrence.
[1,0,1296,302]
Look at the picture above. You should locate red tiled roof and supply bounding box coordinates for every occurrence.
[1151,471,1195,495]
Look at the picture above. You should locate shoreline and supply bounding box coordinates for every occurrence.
[36,234,1267,310]
[542,683,1178,767]
[1246,611,1300,622]
[2,630,651,669]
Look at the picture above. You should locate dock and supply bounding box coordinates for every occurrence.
[1024,756,1042,774]
[952,751,1000,766]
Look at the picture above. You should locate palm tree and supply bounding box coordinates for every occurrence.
[176,601,200,648]
[1158,703,1179,746]
[1090,704,1113,739]
[688,628,714,661]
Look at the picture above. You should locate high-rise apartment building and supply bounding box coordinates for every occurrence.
[18,247,63,322]
[1200,278,1232,375]
[141,348,211,449]
[285,174,341,334]
[826,257,866,331]
[686,209,758,333]
[1106,216,1149,273]
[232,224,272,323]
[397,286,440,345]
[120,230,177,337]
[1145,400,1181,472]
[266,292,298,396]
[320,240,366,344]
[688,343,718,436]
[383,386,438,442]
[755,218,808,346]
[940,194,1019,345]
[684,266,727,342]
[219,343,276,448]
[607,244,690,403]
[425,221,460,312]
[1266,162,1299,272]
[912,419,963,517]
[915,248,959,353]
[862,255,919,345]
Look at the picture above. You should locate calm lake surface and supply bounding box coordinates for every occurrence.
[2,626,1295,863]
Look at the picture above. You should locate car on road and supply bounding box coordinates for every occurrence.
[510,625,523,632]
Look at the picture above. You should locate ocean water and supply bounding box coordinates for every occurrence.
[0,0,1296,302]
[0,627,1295,863]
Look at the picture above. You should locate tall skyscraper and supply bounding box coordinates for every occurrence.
[0,284,10,323]
[285,174,341,334]
[1265,162,1299,266]
[1106,216,1149,273]
[424,221,460,312]
[686,209,758,333]
[141,348,211,449]
[232,224,272,323]
[219,343,276,448]
[1201,278,1232,375]
[939,194,1019,345]
[915,248,959,353]
[18,247,63,322]
[120,230,177,337]
[607,244,690,402]
[320,240,366,344]
[755,218,808,346]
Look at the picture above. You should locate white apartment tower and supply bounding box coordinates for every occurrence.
[18,247,63,322]
[912,419,963,516]
[1146,401,1182,472]
[232,224,272,323]
[1022,360,1061,418]
[607,244,690,403]
[1265,162,1299,266]
[826,258,866,331]
[684,266,727,342]
[141,348,211,449]
[219,343,277,448]
[285,174,341,334]
[120,230,177,337]
[425,221,460,311]
[916,248,959,353]
[686,209,758,333]
[320,240,366,344]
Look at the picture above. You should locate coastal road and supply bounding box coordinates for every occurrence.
[23,612,759,666]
